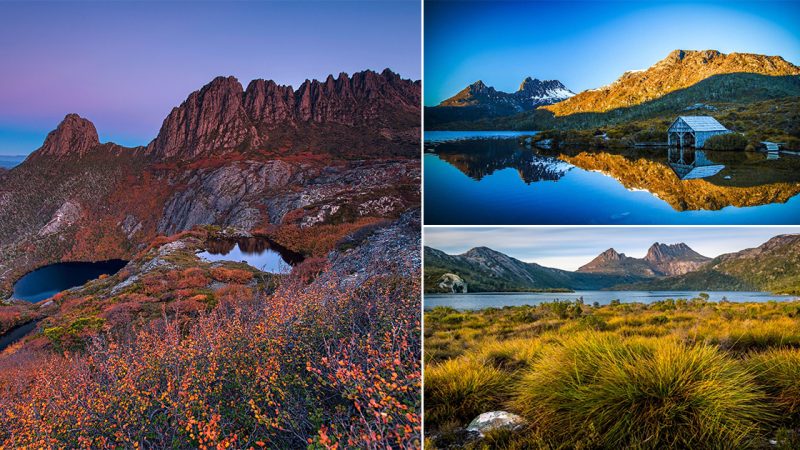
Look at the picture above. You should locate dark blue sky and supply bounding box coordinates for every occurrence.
[425,0,800,105]
[0,0,421,155]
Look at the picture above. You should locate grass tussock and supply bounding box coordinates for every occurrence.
[425,299,800,449]
[424,357,507,430]
[513,333,771,449]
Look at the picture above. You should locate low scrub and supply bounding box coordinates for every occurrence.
[0,269,421,448]
[424,300,800,448]
[704,132,748,150]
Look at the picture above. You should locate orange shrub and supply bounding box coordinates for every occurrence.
[0,268,421,448]
[210,267,253,284]
[177,267,211,289]
[214,284,254,307]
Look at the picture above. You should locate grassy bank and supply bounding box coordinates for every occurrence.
[424,298,800,449]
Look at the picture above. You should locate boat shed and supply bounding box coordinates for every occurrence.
[667,116,731,148]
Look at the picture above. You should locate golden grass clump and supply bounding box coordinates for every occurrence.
[511,332,773,449]
[424,357,507,430]
[746,348,800,427]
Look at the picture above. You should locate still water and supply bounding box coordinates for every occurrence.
[12,260,128,303]
[198,237,303,274]
[424,131,800,224]
[425,291,798,311]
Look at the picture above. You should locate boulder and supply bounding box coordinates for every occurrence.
[466,411,527,436]
[438,273,467,293]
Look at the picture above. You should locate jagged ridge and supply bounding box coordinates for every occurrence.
[544,49,800,116]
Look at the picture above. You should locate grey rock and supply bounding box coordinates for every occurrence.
[467,411,528,436]
[438,273,467,293]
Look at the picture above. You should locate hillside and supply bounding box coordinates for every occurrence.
[622,234,800,294]
[544,50,800,116]
[424,246,647,293]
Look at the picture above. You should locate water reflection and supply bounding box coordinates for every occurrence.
[667,148,725,180]
[424,133,800,224]
[427,138,571,184]
[200,237,304,274]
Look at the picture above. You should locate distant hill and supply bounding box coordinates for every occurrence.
[424,246,648,293]
[578,243,710,277]
[622,234,800,294]
[425,77,573,127]
[0,155,26,169]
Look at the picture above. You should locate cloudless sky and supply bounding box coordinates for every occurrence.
[425,227,800,271]
[0,0,421,155]
[425,0,800,105]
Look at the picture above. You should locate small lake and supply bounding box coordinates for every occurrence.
[12,260,128,303]
[198,237,303,274]
[424,131,800,224]
[425,291,799,310]
[0,320,38,352]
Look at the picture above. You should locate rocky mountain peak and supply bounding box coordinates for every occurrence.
[147,75,258,159]
[644,242,705,263]
[599,248,623,260]
[35,113,100,157]
[518,77,539,91]
[469,80,490,94]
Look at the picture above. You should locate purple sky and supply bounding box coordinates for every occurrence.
[0,1,421,155]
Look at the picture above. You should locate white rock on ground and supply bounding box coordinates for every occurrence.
[466,411,527,436]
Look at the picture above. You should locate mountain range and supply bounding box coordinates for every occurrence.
[426,49,800,134]
[0,69,420,297]
[577,242,710,277]
[424,246,649,293]
[424,235,800,294]
[425,77,574,126]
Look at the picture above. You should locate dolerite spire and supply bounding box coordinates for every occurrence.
[147,76,260,159]
[35,113,100,157]
[147,70,419,159]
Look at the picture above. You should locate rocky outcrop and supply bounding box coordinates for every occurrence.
[38,201,81,236]
[544,49,800,116]
[438,273,467,293]
[644,242,711,276]
[33,114,100,158]
[149,69,420,159]
[579,242,710,277]
[147,76,261,159]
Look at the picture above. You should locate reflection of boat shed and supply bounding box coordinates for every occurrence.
[668,148,725,180]
[667,116,731,148]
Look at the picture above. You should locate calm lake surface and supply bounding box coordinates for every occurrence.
[198,237,302,274]
[12,260,128,303]
[425,291,799,311]
[424,131,800,224]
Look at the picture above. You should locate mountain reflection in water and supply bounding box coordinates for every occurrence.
[424,134,800,224]
[200,237,304,273]
[426,138,571,184]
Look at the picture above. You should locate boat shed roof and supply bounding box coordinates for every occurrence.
[673,116,728,132]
